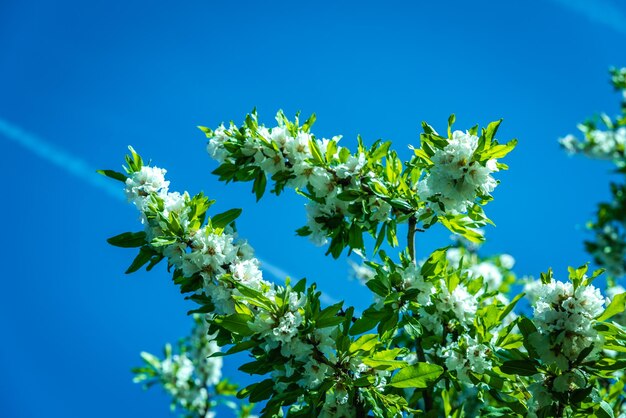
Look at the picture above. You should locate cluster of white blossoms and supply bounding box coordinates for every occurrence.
[417,280,477,338]
[439,335,492,384]
[418,130,499,214]
[124,164,376,404]
[134,316,223,418]
[190,316,223,387]
[398,263,436,306]
[560,127,626,163]
[125,165,262,316]
[446,247,517,304]
[159,352,213,416]
[206,118,393,246]
[529,279,606,370]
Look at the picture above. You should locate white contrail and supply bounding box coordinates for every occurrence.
[258,257,339,305]
[0,117,341,305]
[0,118,125,201]
[549,0,626,37]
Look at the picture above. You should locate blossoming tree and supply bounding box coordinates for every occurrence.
[102,79,626,417]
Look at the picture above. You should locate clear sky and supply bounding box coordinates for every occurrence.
[2,1,626,416]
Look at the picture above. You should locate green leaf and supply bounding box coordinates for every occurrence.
[337,190,363,201]
[213,313,254,336]
[596,401,615,418]
[403,315,422,338]
[363,348,408,370]
[253,171,267,201]
[348,223,364,250]
[598,292,626,322]
[197,125,213,137]
[96,169,128,182]
[413,148,433,165]
[362,357,407,371]
[302,113,317,133]
[370,141,391,162]
[447,114,456,138]
[125,247,155,274]
[349,334,379,354]
[248,379,275,402]
[420,247,448,278]
[127,145,143,172]
[389,362,443,389]
[483,119,502,147]
[480,139,517,160]
[499,292,525,321]
[350,309,384,335]
[211,208,242,229]
[325,139,338,161]
[440,216,484,243]
[374,223,387,255]
[316,301,345,328]
[499,360,538,376]
[308,138,325,164]
[107,231,147,248]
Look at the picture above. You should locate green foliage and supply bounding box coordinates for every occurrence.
[103,90,626,418]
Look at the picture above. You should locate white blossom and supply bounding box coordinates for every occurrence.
[530,279,605,369]
[125,166,170,208]
[418,130,499,214]
[467,261,503,291]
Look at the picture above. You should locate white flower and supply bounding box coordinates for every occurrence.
[230,259,264,290]
[271,311,303,343]
[439,336,491,384]
[531,279,605,369]
[445,248,463,268]
[418,307,444,335]
[280,339,314,362]
[309,167,335,198]
[206,125,230,163]
[125,166,170,206]
[607,284,626,301]
[305,202,329,246]
[418,130,499,215]
[285,132,312,161]
[269,126,289,147]
[335,153,366,179]
[399,264,435,305]
[299,360,330,389]
[203,280,235,315]
[436,281,477,326]
[499,254,515,269]
[467,261,503,291]
[182,229,238,276]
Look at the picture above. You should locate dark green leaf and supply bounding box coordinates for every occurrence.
[211,208,243,229]
[107,231,147,248]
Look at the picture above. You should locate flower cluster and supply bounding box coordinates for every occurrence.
[439,335,492,384]
[529,279,605,370]
[201,111,515,255]
[559,67,626,167]
[103,84,626,418]
[560,128,626,164]
[204,112,391,249]
[112,153,407,416]
[446,245,516,294]
[132,315,226,418]
[418,130,499,214]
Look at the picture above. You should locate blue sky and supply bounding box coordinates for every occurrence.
[2,1,626,416]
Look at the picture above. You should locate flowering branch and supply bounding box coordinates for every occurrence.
[101,108,626,417]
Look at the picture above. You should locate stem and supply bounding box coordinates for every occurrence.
[415,340,434,412]
[409,215,434,411]
[408,216,417,264]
